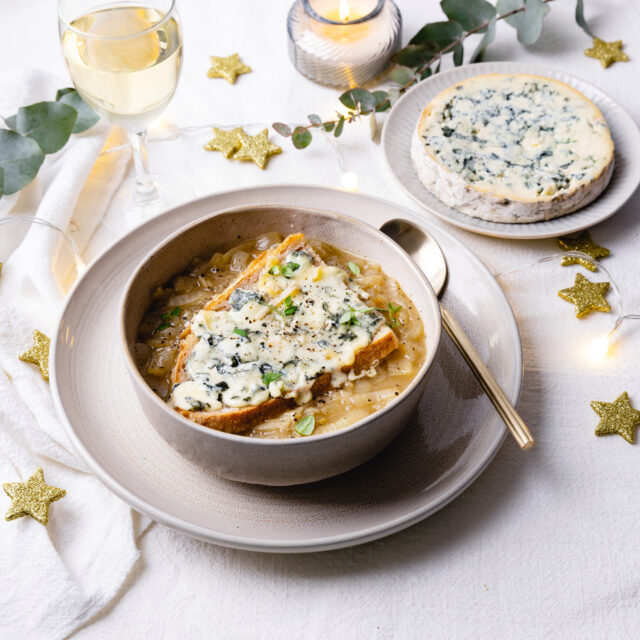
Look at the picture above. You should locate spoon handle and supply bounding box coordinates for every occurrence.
[440,304,536,451]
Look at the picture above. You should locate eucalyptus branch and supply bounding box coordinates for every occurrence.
[274,0,571,149]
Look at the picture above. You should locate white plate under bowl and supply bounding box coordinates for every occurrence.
[382,61,640,240]
[51,186,522,553]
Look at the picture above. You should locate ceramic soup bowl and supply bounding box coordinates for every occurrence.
[121,204,441,485]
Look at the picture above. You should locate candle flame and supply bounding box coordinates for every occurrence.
[339,0,350,22]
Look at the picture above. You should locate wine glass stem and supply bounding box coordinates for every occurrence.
[127,128,160,205]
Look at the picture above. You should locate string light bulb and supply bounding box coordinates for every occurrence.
[586,334,611,361]
[340,171,359,191]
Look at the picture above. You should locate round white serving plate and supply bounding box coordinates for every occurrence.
[382,61,640,240]
[51,186,522,553]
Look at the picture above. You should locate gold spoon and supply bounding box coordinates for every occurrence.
[381,218,535,451]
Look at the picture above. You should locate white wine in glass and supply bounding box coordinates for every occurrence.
[58,1,193,215]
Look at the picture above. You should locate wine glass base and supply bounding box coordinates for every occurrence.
[113,174,196,229]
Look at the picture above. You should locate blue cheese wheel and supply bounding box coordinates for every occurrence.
[410,73,615,223]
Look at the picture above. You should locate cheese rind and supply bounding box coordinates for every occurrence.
[410,73,615,223]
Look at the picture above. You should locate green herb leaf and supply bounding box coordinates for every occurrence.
[233,327,248,337]
[308,114,323,126]
[0,130,45,195]
[13,101,78,154]
[272,122,292,137]
[441,0,496,33]
[269,264,281,275]
[282,294,298,316]
[292,126,312,149]
[262,371,283,386]
[56,88,100,133]
[497,0,549,44]
[295,415,315,436]
[281,262,300,278]
[170,306,181,316]
[155,321,170,332]
[347,261,360,276]
[334,115,345,138]
[339,308,359,326]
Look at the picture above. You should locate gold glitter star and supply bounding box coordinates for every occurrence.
[584,37,629,68]
[558,272,610,318]
[204,127,244,158]
[19,330,50,382]
[232,129,282,170]
[4,468,65,525]
[558,231,610,272]
[207,53,251,84]
[591,392,640,444]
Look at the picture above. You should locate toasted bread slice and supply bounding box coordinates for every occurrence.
[170,234,398,433]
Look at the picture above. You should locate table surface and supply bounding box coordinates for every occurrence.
[4,0,640,637]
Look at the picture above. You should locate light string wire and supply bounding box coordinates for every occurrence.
[0,216,86,273]
[495,250,640,355]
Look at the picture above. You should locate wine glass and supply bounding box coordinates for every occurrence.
[57,0,193,220]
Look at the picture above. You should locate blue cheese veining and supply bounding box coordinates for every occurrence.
[169,251,385,412]
[410,73,615,223]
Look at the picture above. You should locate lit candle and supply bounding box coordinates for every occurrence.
[287,0,401,88]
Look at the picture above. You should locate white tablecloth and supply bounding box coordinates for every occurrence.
[2,0,640,637]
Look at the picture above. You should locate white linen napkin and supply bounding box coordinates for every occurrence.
[0,69,147,639]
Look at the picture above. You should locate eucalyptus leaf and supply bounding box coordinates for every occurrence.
[497,0,549,45]
[323,121,335,132]
[372,90,390,112]
[14,101,77,154]
[307,113,322,126]
[272,122,292,137]
[55,88,75,99]
[441,0,496,32]
[292,126,312,149]
[454,41,464,66]
[409,20,463,67]
[470,17,496,62]
[334,115,345,137]
[389,65,415,85]
[339,88,376,112]
[392,43,438,68]
[420,67,433,80]
[0,130,45,195]
[56,88,99,133]
[409,20,463,48]
[0,167,4,198]
[3,115,17,131]
[574,0,593,37]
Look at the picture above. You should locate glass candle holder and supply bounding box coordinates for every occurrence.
[287,0,402,89]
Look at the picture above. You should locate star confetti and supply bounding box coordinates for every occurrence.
[4,468,65,525]
[233,129,282,169]
[207,53,251,84]
[557,231,610,272]
[204,127,244,158]
[584,37,629,68]
[19,330,50,381]
[591,392,640,444]
[558,273,610,318]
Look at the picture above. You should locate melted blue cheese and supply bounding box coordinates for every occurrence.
[169,251,384,412]
[420,74,613,201]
